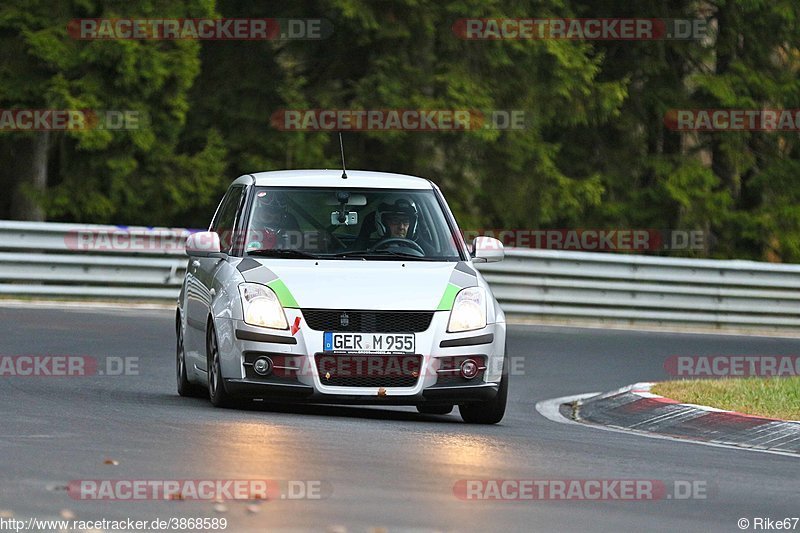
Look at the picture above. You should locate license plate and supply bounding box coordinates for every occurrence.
[323,332,415,354]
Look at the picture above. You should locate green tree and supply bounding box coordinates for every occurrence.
[0,0,226,225]
[189,0,626,232]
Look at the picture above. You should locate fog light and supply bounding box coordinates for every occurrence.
[460,359,479,380]
[253,357,273,376]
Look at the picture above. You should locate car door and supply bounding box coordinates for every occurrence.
[185,185,247,375]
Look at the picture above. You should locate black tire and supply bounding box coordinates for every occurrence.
[176,319,205,398]
[416,404,454,415]
[458,356,508,424]
[207,321,237,408]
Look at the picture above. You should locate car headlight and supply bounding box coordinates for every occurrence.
[447,287,487,332]
[239,283,288,330]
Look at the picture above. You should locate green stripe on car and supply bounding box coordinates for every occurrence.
[267,279,299,308]
[437,283,461,311]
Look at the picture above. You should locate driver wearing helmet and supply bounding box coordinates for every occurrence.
[349,197,430,255]
[376,198,418,240]
[368,198,429,257]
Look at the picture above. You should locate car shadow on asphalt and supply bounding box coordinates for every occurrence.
[158,392,464,424]
[247,401,466,424]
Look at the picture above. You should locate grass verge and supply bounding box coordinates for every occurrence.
[651,377,800,421]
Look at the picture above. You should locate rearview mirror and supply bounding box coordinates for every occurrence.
[472,236,504,263]
[326,193,367,206]
[185,231,226,258]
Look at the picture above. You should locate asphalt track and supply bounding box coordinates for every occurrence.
[1,305,798,532]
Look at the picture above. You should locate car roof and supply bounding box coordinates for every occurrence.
[234,169,435,190]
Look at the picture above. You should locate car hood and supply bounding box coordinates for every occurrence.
[240,259,472,311]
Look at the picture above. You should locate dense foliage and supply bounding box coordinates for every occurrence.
[1,0,799,261]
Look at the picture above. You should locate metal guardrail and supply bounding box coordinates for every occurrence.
[0,221,189,300]
[477,248,800,329]
[1,220,799,330]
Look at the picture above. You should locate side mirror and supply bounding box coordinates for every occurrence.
[186,231,226,258]
[472,236,504,263]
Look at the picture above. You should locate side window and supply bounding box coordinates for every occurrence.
[211,186,245,253]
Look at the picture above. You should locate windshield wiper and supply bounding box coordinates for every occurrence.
[247,248,320,259]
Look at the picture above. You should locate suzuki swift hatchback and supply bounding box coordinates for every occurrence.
[177,170,507,423]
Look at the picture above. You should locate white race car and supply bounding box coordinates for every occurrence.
[176,170,507,423]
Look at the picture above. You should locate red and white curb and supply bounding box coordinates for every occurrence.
[536,383,800,458]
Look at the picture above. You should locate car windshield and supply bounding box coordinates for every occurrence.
[244,187,462,261]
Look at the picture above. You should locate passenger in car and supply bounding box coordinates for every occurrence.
[250,191,300,249]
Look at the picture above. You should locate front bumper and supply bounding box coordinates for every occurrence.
[213,309,506,405]
[224,379,499,405]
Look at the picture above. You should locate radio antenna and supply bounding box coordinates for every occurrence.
[338,131,347,179]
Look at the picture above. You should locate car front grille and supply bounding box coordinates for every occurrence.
[302,309,434,333]
[315,353,422,388]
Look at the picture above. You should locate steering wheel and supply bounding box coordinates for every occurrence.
[369,238,425,255]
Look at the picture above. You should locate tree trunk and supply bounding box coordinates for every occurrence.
[9,131,49,221]
[710,2,739,200]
